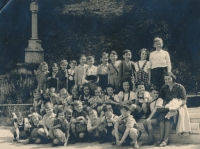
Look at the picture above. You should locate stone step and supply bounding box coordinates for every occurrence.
[139,133,200,144]
[137,123,200,134]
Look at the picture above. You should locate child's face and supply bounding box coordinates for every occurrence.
[153,41,163,50]
[65,111,72,119]
[79,56,86,64]
[32,116,39,124]
[94,89,101,96]
[131,76,135,84]
[87,59,94,66]
[89,113,97,121]
[150,90,159,100]
[45,107,53,116]
[109,54,117,62]
[137,85,145,93]
[60,92,68,99]
[120,108,129,117]
[123,81,130,92]
[70,62,76,69]
[42,65,48,72]
[123,52,132,60]
[52,66,58,72]
[107,87,114,96]
[33,92,41,99]
[49,88,55,95]
[43,92,49,99]
[83,86,90,96]
[58,113,65,120]
[140,50,147,60]
[101,55,108,64]
[105,110,113,119]
[74,105,83,112]
[71,88,78,97]
[60,63,68,70]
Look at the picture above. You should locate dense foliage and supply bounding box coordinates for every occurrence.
[0,0,200,93]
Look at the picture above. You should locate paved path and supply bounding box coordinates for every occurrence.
[0,129,200,149]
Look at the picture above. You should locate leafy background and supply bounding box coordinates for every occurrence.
[0,0,200,97]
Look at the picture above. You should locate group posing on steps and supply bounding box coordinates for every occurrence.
[10,37,191,148]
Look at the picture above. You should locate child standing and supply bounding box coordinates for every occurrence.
[149,37,172,89]
[97,52,109,91]
[48,63,59,92]
[141,86,163,146]
[112,105,140,148]
[83,56,98,91]
[70,101,88,143]
[118,50,135,86]
[74,54,88,89]
[135,48,151,90]
[34,62,49,92]
[108,51,121,92]
[58,60,68,91]
[68,60,77,93]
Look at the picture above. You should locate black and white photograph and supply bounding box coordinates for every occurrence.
[0,0,200,148]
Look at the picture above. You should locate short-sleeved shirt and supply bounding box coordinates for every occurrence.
[117,115,136,129]
[87,117,99,130]
[101,114,118,127]
[86,65,98,76]
[134,60,150,73]
[97,64,109,75]
[118,91,137,102]
[105,94,119,102]
[160,83,187,105]
[53,118,69,133]
[149,98,163,111]
[72,110,88,119]
[42,113,57,129]
[136,91,151,104]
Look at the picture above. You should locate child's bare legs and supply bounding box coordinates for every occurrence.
[142,103,149,118]
[70,123,77,138]
[142,119,158,145]
[79,132,86,139]
[129,128,138,144]
[37,128,47,139]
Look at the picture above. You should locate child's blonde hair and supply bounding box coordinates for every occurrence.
[59,88,69,97]
[60,59,68,65]
[153,37,163,46]
[88,109,97,116]
[35,62,48,75]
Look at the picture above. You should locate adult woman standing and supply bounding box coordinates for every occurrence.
[156,72,191,147]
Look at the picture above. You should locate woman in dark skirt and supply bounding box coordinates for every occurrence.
[156,72,187,147]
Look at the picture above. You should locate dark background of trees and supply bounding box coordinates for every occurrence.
[0,0,200,93]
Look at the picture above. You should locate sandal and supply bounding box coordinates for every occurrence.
[154,140,162,146]
[159,140,169,147]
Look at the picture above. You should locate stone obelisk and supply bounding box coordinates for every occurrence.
[25,0,44,63]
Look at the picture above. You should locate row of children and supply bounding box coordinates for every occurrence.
[12,81,163,148]
[35,37,171,95]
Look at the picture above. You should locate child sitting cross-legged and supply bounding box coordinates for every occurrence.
[87,109,104,143]
[141,86,163,146]
[112,105,141,149]
[70,100,88,144]
[49,110,70,147]
[98,104,118,144]
[18,113,43,144]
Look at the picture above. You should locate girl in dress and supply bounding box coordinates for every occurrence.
[48,63,59,92]
[34,62,49,92]
[135,48,151,90]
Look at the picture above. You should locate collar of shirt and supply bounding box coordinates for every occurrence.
[155,49,163,53]
[84,95,90,100]
[101,63,108,67]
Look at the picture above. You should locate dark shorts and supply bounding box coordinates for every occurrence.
[151,67,167,89]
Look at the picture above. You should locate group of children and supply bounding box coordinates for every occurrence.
[11,37,173,148]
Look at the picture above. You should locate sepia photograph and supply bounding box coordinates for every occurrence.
[0,0,200,148]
